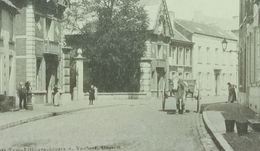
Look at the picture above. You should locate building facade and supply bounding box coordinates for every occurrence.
[175,19,238,97]
[13,0,71,104]
[0,0,18,98]
[140,0,193,97]
[239,0,260,113]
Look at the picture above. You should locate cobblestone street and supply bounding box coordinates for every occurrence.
[0,98,217,151]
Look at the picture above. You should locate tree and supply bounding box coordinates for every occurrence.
[65,0,149,92]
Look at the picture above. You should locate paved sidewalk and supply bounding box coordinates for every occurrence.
[200,95,228,105]
[0,98,150,131]
[202,103,258,151]
[203,111,234,151]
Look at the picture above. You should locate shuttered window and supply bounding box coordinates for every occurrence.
[256,28,260,82]
[0,10,2,35]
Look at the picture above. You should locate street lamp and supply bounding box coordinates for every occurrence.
[222,38,228,51]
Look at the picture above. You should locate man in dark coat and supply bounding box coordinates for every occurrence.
[176,80,185,113]
[17,82,26,109]
[228,82,236,103]
[25,81,32,110]
[89,85,95,105]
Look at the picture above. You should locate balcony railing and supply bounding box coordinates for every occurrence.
[35,40,61,57]
[44,40,60,55]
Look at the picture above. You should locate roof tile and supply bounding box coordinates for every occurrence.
[175,19,237,40]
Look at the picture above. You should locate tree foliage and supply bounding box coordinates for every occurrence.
[65,0,149,92]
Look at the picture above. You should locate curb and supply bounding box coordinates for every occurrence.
[202,112,234,151]
[200,102,226,114]
[195,114,218,151]
[0,113,53,131]
[0,103,127,131]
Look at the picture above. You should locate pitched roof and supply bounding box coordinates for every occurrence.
[172,28,191,43]
[140,0,161,30]
[140,0,191,43]
[1,0,18,11]
[175,19,237,40]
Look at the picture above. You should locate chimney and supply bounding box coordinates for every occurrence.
[169,11,175,29]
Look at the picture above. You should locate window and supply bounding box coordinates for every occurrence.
[215,48,218,65]
[178,72,183,79]
[185,48,190,66]
[222,73,226,89]
[163,45,167,58]
[206,47,210,64]
[257,29,260,82]
[198,46,202,63]
[9,14,14,41]
[0,10,2,35]
[222,52,226,66]
[178,47,184,65]
[46,18,54,41]
[151,43,156,58]
[185,73,189,79]
[207,72,210,88]
[250,32,255,83]
[0,55,2,93]
[171,72,176,81]
[157,45,164,59]
[172,47,177,65]
[169,46,172,57]
[229,73,233,84]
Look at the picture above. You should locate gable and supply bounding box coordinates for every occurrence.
[153,0,173,37]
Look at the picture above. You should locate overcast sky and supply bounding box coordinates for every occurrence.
[165,0,239,20]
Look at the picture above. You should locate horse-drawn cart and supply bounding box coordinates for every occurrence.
[161,79,200,112]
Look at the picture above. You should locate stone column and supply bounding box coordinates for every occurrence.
[61,46,72,102]
[74,49,84,101]
[26,1,36,88]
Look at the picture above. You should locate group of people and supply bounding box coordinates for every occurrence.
[17,81,32,110]
[88,85,97,105]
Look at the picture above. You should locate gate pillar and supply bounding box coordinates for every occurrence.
[75,49,84,101]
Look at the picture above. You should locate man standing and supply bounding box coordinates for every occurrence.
[89,85,95,105]
[25,81,33,110]
[227,82,236,103]
[176,79,185,114]
[17,82,26,109]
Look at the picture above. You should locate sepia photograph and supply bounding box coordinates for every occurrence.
[0,0,259,150]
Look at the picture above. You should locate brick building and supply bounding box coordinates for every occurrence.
[0,0,18,98]
[12,0,71,104]
[239,0,260,112]
[139,0,193,97]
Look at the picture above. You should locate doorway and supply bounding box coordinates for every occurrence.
[214,70,221,96]
[156,67,166,97]
[44,54,59,104]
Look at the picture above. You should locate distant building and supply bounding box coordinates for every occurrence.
[174,19,238,96]
[12,0,71,104]
[0,0,18,97]
[239,0,260,113]
[140,0,193,97]
[192,11,239,31]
